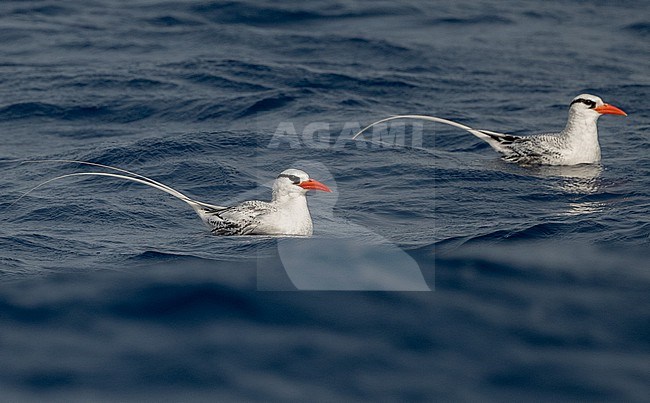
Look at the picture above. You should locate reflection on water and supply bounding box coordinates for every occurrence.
[494,161,608,216]
[529,164,604,194]
[561,200,608,217]
[532,164,606,216]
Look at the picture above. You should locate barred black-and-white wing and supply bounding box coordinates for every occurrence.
[197,201,277,236]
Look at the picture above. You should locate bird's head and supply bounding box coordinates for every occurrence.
[273,168,332,198]
[569,94,627,119]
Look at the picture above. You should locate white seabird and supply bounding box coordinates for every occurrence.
[353,94,627,165]
[16,162,332,236]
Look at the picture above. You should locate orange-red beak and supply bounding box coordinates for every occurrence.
[595,103,627,116]
[298,178,332,192]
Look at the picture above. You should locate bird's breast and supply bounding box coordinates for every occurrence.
[254,198,313,236]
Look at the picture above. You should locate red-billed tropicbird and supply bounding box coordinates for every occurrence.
[353,94,627,165]
[15,162,332,236]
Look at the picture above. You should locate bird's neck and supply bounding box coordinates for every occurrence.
[268,192,313,235]
[562,111,599,140]
[272,191,309,210]
[560,111,601,164]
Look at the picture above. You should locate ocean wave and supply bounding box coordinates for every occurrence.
[0,101,156,123]
[623,21,650,37]
[192,1,412,26]
[429,15,514,25]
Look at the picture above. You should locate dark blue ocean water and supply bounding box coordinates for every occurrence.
[1,0,649,400]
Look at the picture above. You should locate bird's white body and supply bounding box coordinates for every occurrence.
[480,94,616,165]
[353,94,627,166]
[19,163,331,236]
[195,197,313,236]
[196,170,319,236]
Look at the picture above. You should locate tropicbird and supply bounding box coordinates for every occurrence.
[14,161,332,236]
[353,94,627,165]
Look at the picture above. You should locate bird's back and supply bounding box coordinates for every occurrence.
[197,201,277,235]
[499,131,568,165]
[478,128,599,165]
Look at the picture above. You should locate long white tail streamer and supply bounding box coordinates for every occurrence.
[22,159,184,198]
[351,114,496,142]
[8,162,225,211]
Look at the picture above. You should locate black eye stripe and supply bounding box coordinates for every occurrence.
[570,98,597,108]
[277,174,301,184]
